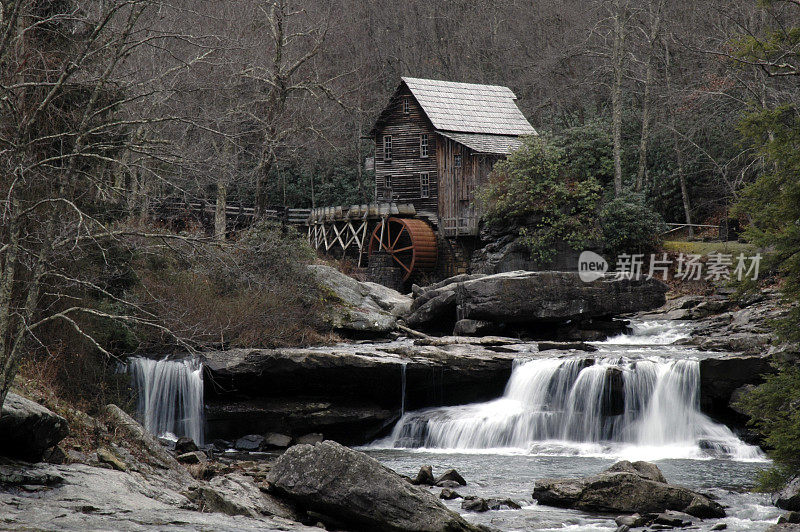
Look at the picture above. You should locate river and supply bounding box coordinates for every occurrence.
[364,320,781,531]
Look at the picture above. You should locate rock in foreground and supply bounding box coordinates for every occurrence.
[0,393,69,461]
[267,440,485,532]
[532,460,724,518]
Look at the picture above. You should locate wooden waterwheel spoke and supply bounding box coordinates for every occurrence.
[391,226,406,249]
[393,245,414,253]
[391,253,412,273]
[384,222,391,250]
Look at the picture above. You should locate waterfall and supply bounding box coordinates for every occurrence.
[127,357,204,445]
[400,362,408,416]
[377,354,762,460]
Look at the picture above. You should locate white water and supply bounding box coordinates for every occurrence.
[375,321,763,461]
[127,357,204,445]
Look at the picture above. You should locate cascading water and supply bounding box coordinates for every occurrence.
[376,321,763,461]
[127,357,204,445]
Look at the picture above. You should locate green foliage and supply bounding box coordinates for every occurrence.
[552,119,615,188]
[600,193,666,259]
[735,105,800,343]
[478,135,602,263]
[735,363,800,491]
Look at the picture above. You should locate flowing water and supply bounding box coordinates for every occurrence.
[367,320,778,531]
[127,357,204,445]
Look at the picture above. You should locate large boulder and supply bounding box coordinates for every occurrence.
[775,478,800,511]
[308,264,411,334]
[403,271,667,332]
[457,271,667,324]
[267,440,485,532]
[532,460,724,518]
[0,393,69,461]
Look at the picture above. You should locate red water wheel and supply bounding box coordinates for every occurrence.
[368,217,437,281]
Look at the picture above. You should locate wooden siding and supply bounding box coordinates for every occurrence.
[374,86,438,216]
[437,135,502,234]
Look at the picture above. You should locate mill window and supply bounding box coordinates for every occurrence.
[420,173,430,198]
[383,135,392,161]
[420,134,429,158]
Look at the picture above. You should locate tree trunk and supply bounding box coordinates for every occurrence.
[664,40,693,239]
[612,0,625,196]
[214,178,227,241]
[636,0,663,192]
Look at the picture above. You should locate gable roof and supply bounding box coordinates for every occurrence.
[401,77,537,136]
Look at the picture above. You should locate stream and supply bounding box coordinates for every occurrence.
[365,320,780,531]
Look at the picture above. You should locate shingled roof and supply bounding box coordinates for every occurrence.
[371,77,536,155]
[401,77,537,137]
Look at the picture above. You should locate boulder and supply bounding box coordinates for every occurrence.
[453,319,496,336]
[235,434,265,451]
[267,440,484,532]
[97,447,128,472]
[461,497,489,512]
[263,433,292,449]
[456,271,667,324]
[405,289,457,330]
[532,460,725,518]
[615,514,649,527]
[195,473,301,521]
[308,264,411,334]
[177,451,207,464]
[486,498,521,510]
[776,478,800,511]
[440,488,462,500]
[174,437,198,454]
[295,433,323,445]
[0,393,69,461]
[435,468,467,486]
[413,465,436,486]
[699,355,774,424]
[780,512,800,524]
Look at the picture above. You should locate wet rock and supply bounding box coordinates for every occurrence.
[174,437,198,454]
[776,478,800,511]
[177,451,207,464]
[235,434,265,451]
[711,524,728,530]
[532,461,724,518]
[436,480,462,489]
[268,441,484,532]
[486,498,521,510]
[653,510,694,526]
[606,460,667,484]
[0,393,69,461]
[435,468,467,486]
[615,513,649,527]
[461,497,489,512]
[781,513,800,524]
[700,355,775,427]
[615,526,631,532]
[413,465,436,485]
[295,433,324,445]
[538,341,599,352]
[263,433,292,449]
[766,525,800,532]
[440,488,462,500]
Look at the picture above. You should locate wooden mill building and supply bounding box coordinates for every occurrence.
[370,77,537,236]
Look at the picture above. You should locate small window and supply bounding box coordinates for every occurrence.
[383,175,393,200]
[383,135,392,161]
[420,134,429,158]
[420,173,430,199]
[454,154,462,168]
[403,97,410,115]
